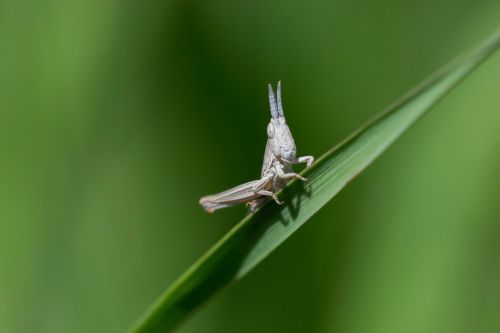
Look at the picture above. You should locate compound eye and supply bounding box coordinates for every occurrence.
[267,123,275,138]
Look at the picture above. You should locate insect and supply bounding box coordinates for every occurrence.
[199,81,314,213]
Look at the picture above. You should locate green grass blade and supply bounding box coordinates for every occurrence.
[130,32,500,332]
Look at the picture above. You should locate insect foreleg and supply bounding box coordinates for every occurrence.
[295,155,314,167]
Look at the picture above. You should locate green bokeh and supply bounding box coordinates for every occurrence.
[0,1,499,332]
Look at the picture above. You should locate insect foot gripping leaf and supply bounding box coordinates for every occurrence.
[199,81,314,213]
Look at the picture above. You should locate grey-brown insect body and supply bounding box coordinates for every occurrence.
[199,81,314,213]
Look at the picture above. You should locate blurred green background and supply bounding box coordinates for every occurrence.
[1,0,500,332]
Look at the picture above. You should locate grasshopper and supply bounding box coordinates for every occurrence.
[199,81,314,213]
